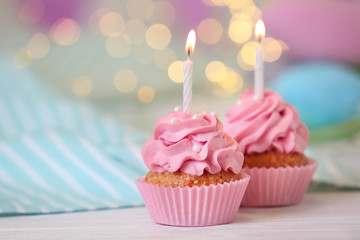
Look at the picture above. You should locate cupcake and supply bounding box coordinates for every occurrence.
[136,107,250,226]
[224,90,318,207]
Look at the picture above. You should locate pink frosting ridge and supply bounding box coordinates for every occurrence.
[224,90,309,154]
[142,110,244,176]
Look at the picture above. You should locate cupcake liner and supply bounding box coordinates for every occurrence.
[136,173,250,227]
[241,159,318,207]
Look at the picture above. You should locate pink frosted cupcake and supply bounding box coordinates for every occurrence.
[136,107,250,226]
[224,90,318,207]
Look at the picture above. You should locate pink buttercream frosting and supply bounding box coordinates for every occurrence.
[142,111,244,176]
[224,90,309,154]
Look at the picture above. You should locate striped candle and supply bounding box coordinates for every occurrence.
[183,29,196,114]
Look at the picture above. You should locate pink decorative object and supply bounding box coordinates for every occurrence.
[263,0,360,64]
[241,160,318,207]
[138,107,249,226]
[136,174,250,226]
[224,90,308,155]
[142,111,243,176]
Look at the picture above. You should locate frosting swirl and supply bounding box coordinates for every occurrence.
[224,90,309,154]
[142,111,244,176]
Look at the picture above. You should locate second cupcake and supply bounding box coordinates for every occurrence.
[224,90,318,207]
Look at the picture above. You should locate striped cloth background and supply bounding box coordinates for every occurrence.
[0,59,148,215]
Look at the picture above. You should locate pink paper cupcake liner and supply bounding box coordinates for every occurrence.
[241,159,318,207]
[136,173,250,227]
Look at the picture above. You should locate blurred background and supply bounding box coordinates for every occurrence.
[2,0,360,133]
[1,0,360,213]
[2,0,271,132]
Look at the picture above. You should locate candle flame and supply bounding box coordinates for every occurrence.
[185,29,196,57]
[255,20,265,42]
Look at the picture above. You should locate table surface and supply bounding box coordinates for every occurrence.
[0,192,359,240]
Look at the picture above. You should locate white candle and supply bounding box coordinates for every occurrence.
[183,29,196,114]
[254,19,266,100]
[255,45,264,99]
[183,58,193,114]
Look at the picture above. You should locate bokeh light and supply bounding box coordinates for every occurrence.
[208,81,232,97]
[49,18,81,46]
[88,8,110,33]
[99,12,125,36]
[154,48,177,70]
[114,69,137,93]
[218,67,243,93]
[18,0,44,25]
[239,41,259,65]
[237,2,257,17]
[124,19,146,44]
[145,24,171,50]
[219,73,236,89]
[237,54,254,71]
[205,61,227,83]
[27,33,50,59]
[262,37,282,62]
[105,33,132,58]
[137,85,155,103]
[278,40,289,51]
[146,1,176,27]
[14,48,32,69]
[197,18,223,45]
[230,12,254,29]
[127,0,153,20]
[133,43,155,64]
[207,67,243,97]
[168,61,184,83]
[211,0,226,6]
[225,0,249,10]
[236,2,262,23]
[228,20,252,44]
[72,76,93,97]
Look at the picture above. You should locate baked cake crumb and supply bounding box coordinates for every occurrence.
[145,170,242,188]
[243,150,308,168]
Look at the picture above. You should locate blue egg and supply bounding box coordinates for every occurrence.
[271,62,360,129]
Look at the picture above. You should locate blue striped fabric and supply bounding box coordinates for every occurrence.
[0,59,148,215]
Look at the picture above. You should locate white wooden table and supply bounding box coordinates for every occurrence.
[0,192,359,240]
